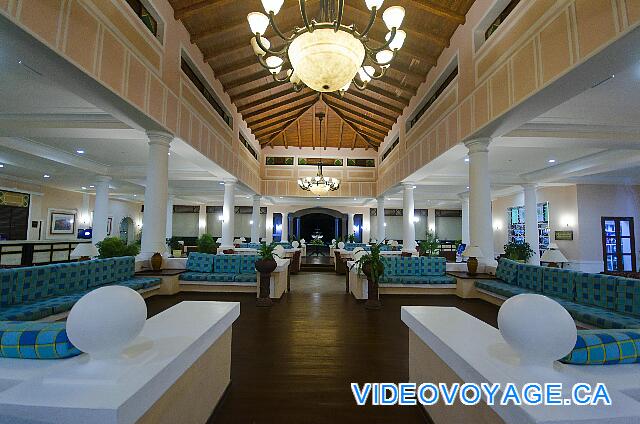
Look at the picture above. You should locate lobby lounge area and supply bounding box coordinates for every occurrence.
[0,0,640,422]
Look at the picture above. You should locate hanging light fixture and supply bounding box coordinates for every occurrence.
[248,0,406,94]
[298,111,340,195]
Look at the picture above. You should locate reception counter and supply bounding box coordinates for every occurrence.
[0,301,240,424]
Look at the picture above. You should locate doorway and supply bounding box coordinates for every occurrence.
[119,217,135,244]
[601,217,636,272]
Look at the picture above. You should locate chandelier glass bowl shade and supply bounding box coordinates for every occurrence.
[298,163,340,195]
[248,0,406,94]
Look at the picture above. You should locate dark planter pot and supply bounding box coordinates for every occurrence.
[467,257,478,275]
[255,258,277,307]
[362,262,384,310]
[150,252,163,271]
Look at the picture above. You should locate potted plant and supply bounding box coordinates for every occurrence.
[503,241,534,263]
[352,242,385,309]
[418,230,439,257]
[96,237,140,258]
[346,233,356,243]
[255,243,279,307]
[167,237,183,258]
[197,234,218,254]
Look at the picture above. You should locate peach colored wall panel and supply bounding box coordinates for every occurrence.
[574,0,617,59]
[181,82,232,144]
[64,1,99,74]
[19,0,62,46]
[490,64,510,118]
[539,12,572,84]
[512,40,538,104]
[446,111,458,149]
[473,83,489,130]
[0,0,9,12]
[147,74,165,124]
[126,55,148,110]
[627,0,640,26]
[190,116,201,150]
[459,97,473,139]
[476,0,556,80]
[99,30,126,94]
[178,103,191,141]
[165,91,179,133]
[409,87,457,142]
[436,121,447,157]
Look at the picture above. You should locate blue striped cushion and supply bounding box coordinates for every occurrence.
[239,255,259,274]
[55,262,89,294]
[556,299,640,329]
[185,253,215,273]
[561,330,640,365]
[0,321,81,359]
[420,257,446,276]
[542,267,575,300]
[87,258,115,288]
[113,256,135,281]
[516,263,543,292]
[381,256,398,276]
[475,280,530,298]
[495,258,519,285]
[396,257,421,276]
[13,266,52,303]
[179,272,210,281]
[213,255,240,274]
[575,273,618,310]
[0,269,15,306]
[615,277,640,317]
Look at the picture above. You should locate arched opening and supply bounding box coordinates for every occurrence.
[289,207,347,243]
[119,217,135,244]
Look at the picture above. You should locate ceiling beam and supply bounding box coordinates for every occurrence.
[338,121,344,150]
[231,81,282,102]
[351,131,358,150]
[323,96,379,150]
[247,99,318,126]
[406,0,466,25]
[323,104,328,150]
[251,104,316,132]
[297,120,302,149]
[264,100,319,145]
[323,99,392,132]
[220,70,271,91]
[211,57,258,78]
[174,0,235,21]
[323,92,396,123]
[236,87,296,111]
[364,82,410,106]
[342,89,404,115]
[243,91,317,118]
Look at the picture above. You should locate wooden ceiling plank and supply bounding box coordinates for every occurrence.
[342,89,404,115]
[231,81,282,102]
[324,92,396,123]
[251,102,317,131]
[174,0,234,21]
[297,120,302,149]
[262,98,319,145]
[323,97,393,130]
[324,97,379,150]
[283,130,288,149]
[338,121,344,150]
[351,131,358,150]
[365,83,410,106]
[224,69,271,91]
[243,91,317,118]
[323,104,328,150]
[247,99,318,126]
[407,0,466,25]
[211,57,258,78]
[236,87,295,111]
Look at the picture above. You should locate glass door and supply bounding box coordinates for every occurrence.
[601,217,636,272]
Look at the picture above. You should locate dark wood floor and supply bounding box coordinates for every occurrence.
[145,273,499,424]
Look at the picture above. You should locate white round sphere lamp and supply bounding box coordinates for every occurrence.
[66,286,147,361]
[498,294,576,367]
[338,241,345,249]
[291,240,300,248]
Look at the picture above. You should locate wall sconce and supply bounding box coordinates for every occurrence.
[250,220,254,225]
[493,220,502,231]
[218,214,224,222]
[383,222,387,227]
[560,214,575,228]
[413,216,420,223]
[428,224,436,232]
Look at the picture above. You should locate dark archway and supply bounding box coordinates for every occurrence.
[289,207,347,242]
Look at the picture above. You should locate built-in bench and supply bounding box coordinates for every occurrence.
[475,258,640,328]
[0,257,160,321]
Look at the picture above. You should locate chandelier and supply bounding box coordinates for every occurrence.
[298,111,340,194]
[247,0,406,94]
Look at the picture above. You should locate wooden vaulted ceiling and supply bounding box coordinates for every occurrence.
[169,0,474,150]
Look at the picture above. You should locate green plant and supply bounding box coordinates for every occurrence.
[347,158,356,166]
[298,158,307,165]
[365,159,375,167]
[284,157,294,165]
[266,156,275,165]
[257,242,279,260]
[334,159,343,166]
[503,241,534,261]
[347,233,356,243]
[310,238,324,246]
[418,230,440,256]
[96,236,140,258]
[166,236,182,251]
[197,234,218,254]
[352,242,385,281]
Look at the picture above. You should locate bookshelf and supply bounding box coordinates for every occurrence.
[507,202,550,256]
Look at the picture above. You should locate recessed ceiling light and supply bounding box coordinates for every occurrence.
[353,197,357,200]
[133,194,137,197]
[0,164,4,168]
[316,197,320,200]
[464,157,469,162]
[76,149,85,154]
[89,185,94,188]
[43,174,50,178]
[81,186,87,190]
[279,196,283,199]
[548,159,556,163]
[412,185,417,189]
[466,186,469,189]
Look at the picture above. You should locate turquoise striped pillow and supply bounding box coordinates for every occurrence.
[0,321,81,359]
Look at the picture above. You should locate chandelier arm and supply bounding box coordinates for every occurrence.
[334,0,345,31]
[299,0,314,33]
[353,79,368,90]
[365,49,397,69]
[254,34,288,56]
[257,54,287,71]
[268,12,295,42]
[272,70,293,82]
[363,27,397,53]
[357,7,378,39]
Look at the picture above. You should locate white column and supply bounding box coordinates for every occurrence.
[92,176,111,244]
[465,138,495,265]
[348,213,355,237]
[522,183,540,265]
[80,192,91,228]
[166,195,174,239]
[376,196,386,242]
[251,195,261,242]
[140,131,172,258]
[427,208,437,235]
[281,211,289,242]
[402,183,417,251]
[198,204,207,236]
[220,178,237,248]
[459,192,470,245]
[265,208,274,243]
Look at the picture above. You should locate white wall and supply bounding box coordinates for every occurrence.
[436,216,462,240]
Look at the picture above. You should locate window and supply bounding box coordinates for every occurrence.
[181,57,233,128]
[484,0,521,41]
[409,67,458,130]
[381,137,399,162]
[125,0,158,38]
[602,217,636,272]
[507,202,550,257]
[240,133,258,160]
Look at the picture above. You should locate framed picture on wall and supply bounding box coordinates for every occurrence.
[49,211,76,235]
[107,217,113,236]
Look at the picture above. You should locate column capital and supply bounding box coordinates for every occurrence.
[146,131,173,146]
[95,175,112,184]
[376,196,385,203]
[223,177,238,185]
[458,191,470,200]
[464,137,491,154]
[521,182,538,191]
[401,182,416,189]
[252,194,262,202]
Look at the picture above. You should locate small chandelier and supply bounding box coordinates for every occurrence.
[298,162,340,195]
[247,0,406,94]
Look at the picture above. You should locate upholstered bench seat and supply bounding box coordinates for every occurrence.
[377,256,450,286]
[383,275,455,284]
[179,253,259,285]
[555,299,640,329]
[475,280,532,298]
[0,303,52,321]
[115,277,161,291]
[234,273,257,283]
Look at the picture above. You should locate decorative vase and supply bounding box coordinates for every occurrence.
[362,262,383,310]
[255,258,277,307]
[467,256,478,275]
[150,252,163,271]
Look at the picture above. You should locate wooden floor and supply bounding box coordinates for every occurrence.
[145,272,499,423]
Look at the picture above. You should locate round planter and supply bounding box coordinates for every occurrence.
[150,252,163,271]
[255,258,277,307]
[362,262,384,310]
[466,257,478,275]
